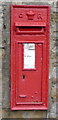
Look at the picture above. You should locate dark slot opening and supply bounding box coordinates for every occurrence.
[22,75,25,79]
[16,26,44,32]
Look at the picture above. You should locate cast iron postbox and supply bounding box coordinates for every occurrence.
[11,5,50,110]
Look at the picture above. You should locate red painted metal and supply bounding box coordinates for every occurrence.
[11,5,50,110]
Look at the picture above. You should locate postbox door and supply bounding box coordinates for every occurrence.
[15,42,43,104]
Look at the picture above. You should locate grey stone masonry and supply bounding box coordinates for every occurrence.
[0,0,57,119]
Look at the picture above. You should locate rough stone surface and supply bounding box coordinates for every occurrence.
[2,109,47,118]
[0,0,57,119]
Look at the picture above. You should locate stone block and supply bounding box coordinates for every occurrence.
[48,112,56,118]
[0,109,2,120]
[2,109,47,118]
[51,86,56,102]
[50,102,56,114]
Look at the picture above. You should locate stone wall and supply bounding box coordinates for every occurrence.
[0,0,57,119]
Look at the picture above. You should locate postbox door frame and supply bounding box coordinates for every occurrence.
[11,5,50,110]
[11,41,48,110]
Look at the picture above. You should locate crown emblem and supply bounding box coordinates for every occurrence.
[26,10,35,20]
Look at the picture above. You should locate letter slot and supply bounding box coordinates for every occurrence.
[15,22,46,34]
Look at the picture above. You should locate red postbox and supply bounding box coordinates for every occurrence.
[11,5,50,110]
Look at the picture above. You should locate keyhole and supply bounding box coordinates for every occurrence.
[22,75,25,79]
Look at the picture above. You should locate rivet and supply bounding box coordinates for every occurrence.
[19,14,23,18]
[31,96,34,98]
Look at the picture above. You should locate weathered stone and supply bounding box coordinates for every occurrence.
[48,112,56,118]
[52,77,56,83]
[2,109,47,118]
[0,0,57,119]
[51,86,56,102]
[0,109,2,119]
[50,102,56,113]
[51,7,58,13]
[50,67,56,79]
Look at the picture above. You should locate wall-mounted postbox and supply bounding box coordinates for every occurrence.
[11,5,50,110]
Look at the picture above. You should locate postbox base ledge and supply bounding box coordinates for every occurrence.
[11,106,48,111]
